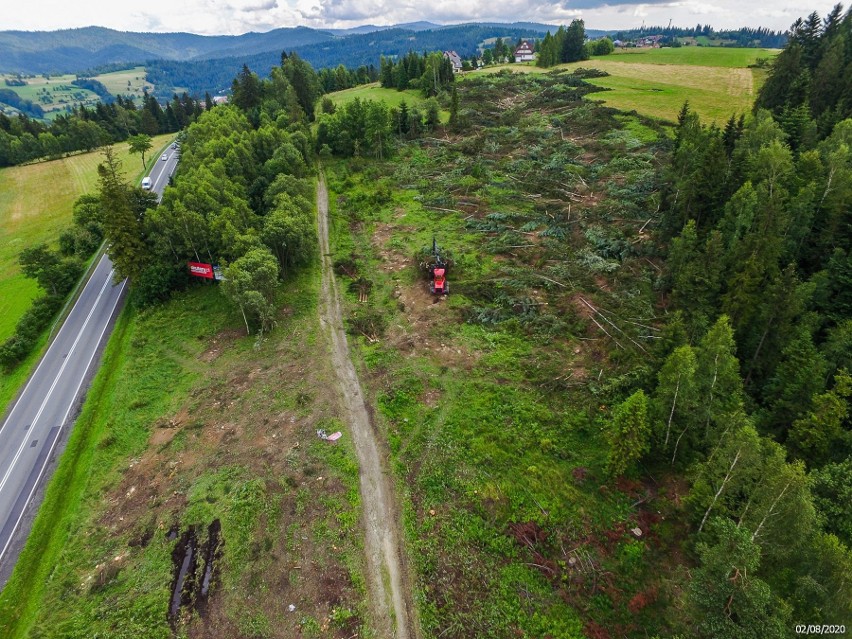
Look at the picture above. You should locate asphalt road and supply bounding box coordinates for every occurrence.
[0,144,178,583]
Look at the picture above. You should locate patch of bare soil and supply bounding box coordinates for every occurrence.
[317,174,420,639]
[198,329,242,363]
[371,223,478,372]
[92,318,362,638]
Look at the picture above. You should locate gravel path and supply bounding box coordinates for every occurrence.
[316,174,418,639]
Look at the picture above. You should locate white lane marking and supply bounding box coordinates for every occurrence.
[0,255,111,440]
[153,158,173,192]
[0,270,114,497]
[0,277,126,565]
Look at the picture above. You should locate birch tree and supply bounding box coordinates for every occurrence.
[695,315,744,449]
[687,518,789,639]
[222,248,279,336]
[688,418,761,533]
[653,344,698,465]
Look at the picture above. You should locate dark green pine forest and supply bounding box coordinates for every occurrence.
[645,4,852,631]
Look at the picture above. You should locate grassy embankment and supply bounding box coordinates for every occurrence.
[0,260,369,638]
[469,46,777,124]
[0,135,174,421]
[324,70,678,636]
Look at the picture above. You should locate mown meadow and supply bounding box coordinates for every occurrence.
[469,46,778,123]
[91,67,156,104]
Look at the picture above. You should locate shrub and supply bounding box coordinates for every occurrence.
[346,307,387,340]
[128,262,188,308]
[0,294,64,370]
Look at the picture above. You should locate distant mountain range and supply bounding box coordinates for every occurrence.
[0,22,599,75]
[0,26,333,73]
[145,23,611,97]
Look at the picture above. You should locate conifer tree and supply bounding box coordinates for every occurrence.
[98,146,148,282]
[606,390,651,477]
[562,20,588,63]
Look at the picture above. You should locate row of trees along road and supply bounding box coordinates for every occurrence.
[99,54,320,334]
[0,91,204,167]
[601,6,852,632]
[0,186,154,370]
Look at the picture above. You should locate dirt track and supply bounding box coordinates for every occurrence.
[316,174,418,639]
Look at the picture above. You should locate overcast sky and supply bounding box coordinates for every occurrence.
[0,0,842,35]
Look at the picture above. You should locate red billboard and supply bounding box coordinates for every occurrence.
[189,262,214,279]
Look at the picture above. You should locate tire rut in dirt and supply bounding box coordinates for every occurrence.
[316,173,418,639]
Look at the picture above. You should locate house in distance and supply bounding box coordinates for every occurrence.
[443,50,463,72]
[514,40,536,62]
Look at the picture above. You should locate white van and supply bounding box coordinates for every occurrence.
[141,177,152,190]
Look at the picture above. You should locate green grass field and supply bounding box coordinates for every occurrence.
[325,83,427,109]
[322,83,451,125]
[0,133,173,343]
[92,66,154,103]
[572,60,763,123]
[605,46,776,67]
[468,46,778,124]
[0,74,100,118]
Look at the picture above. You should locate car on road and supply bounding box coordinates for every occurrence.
[171,142,177,149]
[161,154,168,161]
[141,177,152,190]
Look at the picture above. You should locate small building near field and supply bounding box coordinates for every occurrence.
[514,40,536,62]
[443,50,463,72]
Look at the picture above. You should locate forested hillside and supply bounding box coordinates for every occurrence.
[144,25,548,97]
[0,26,333,74]
[756,3,852,135]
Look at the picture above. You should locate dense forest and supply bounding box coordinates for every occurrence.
[756,3,852,135]
[644,3,852,630]
[611,24,788,47]
[378,50,456,95]
[536,20,593,67]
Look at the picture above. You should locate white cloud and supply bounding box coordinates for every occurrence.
[0,0,843,33]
